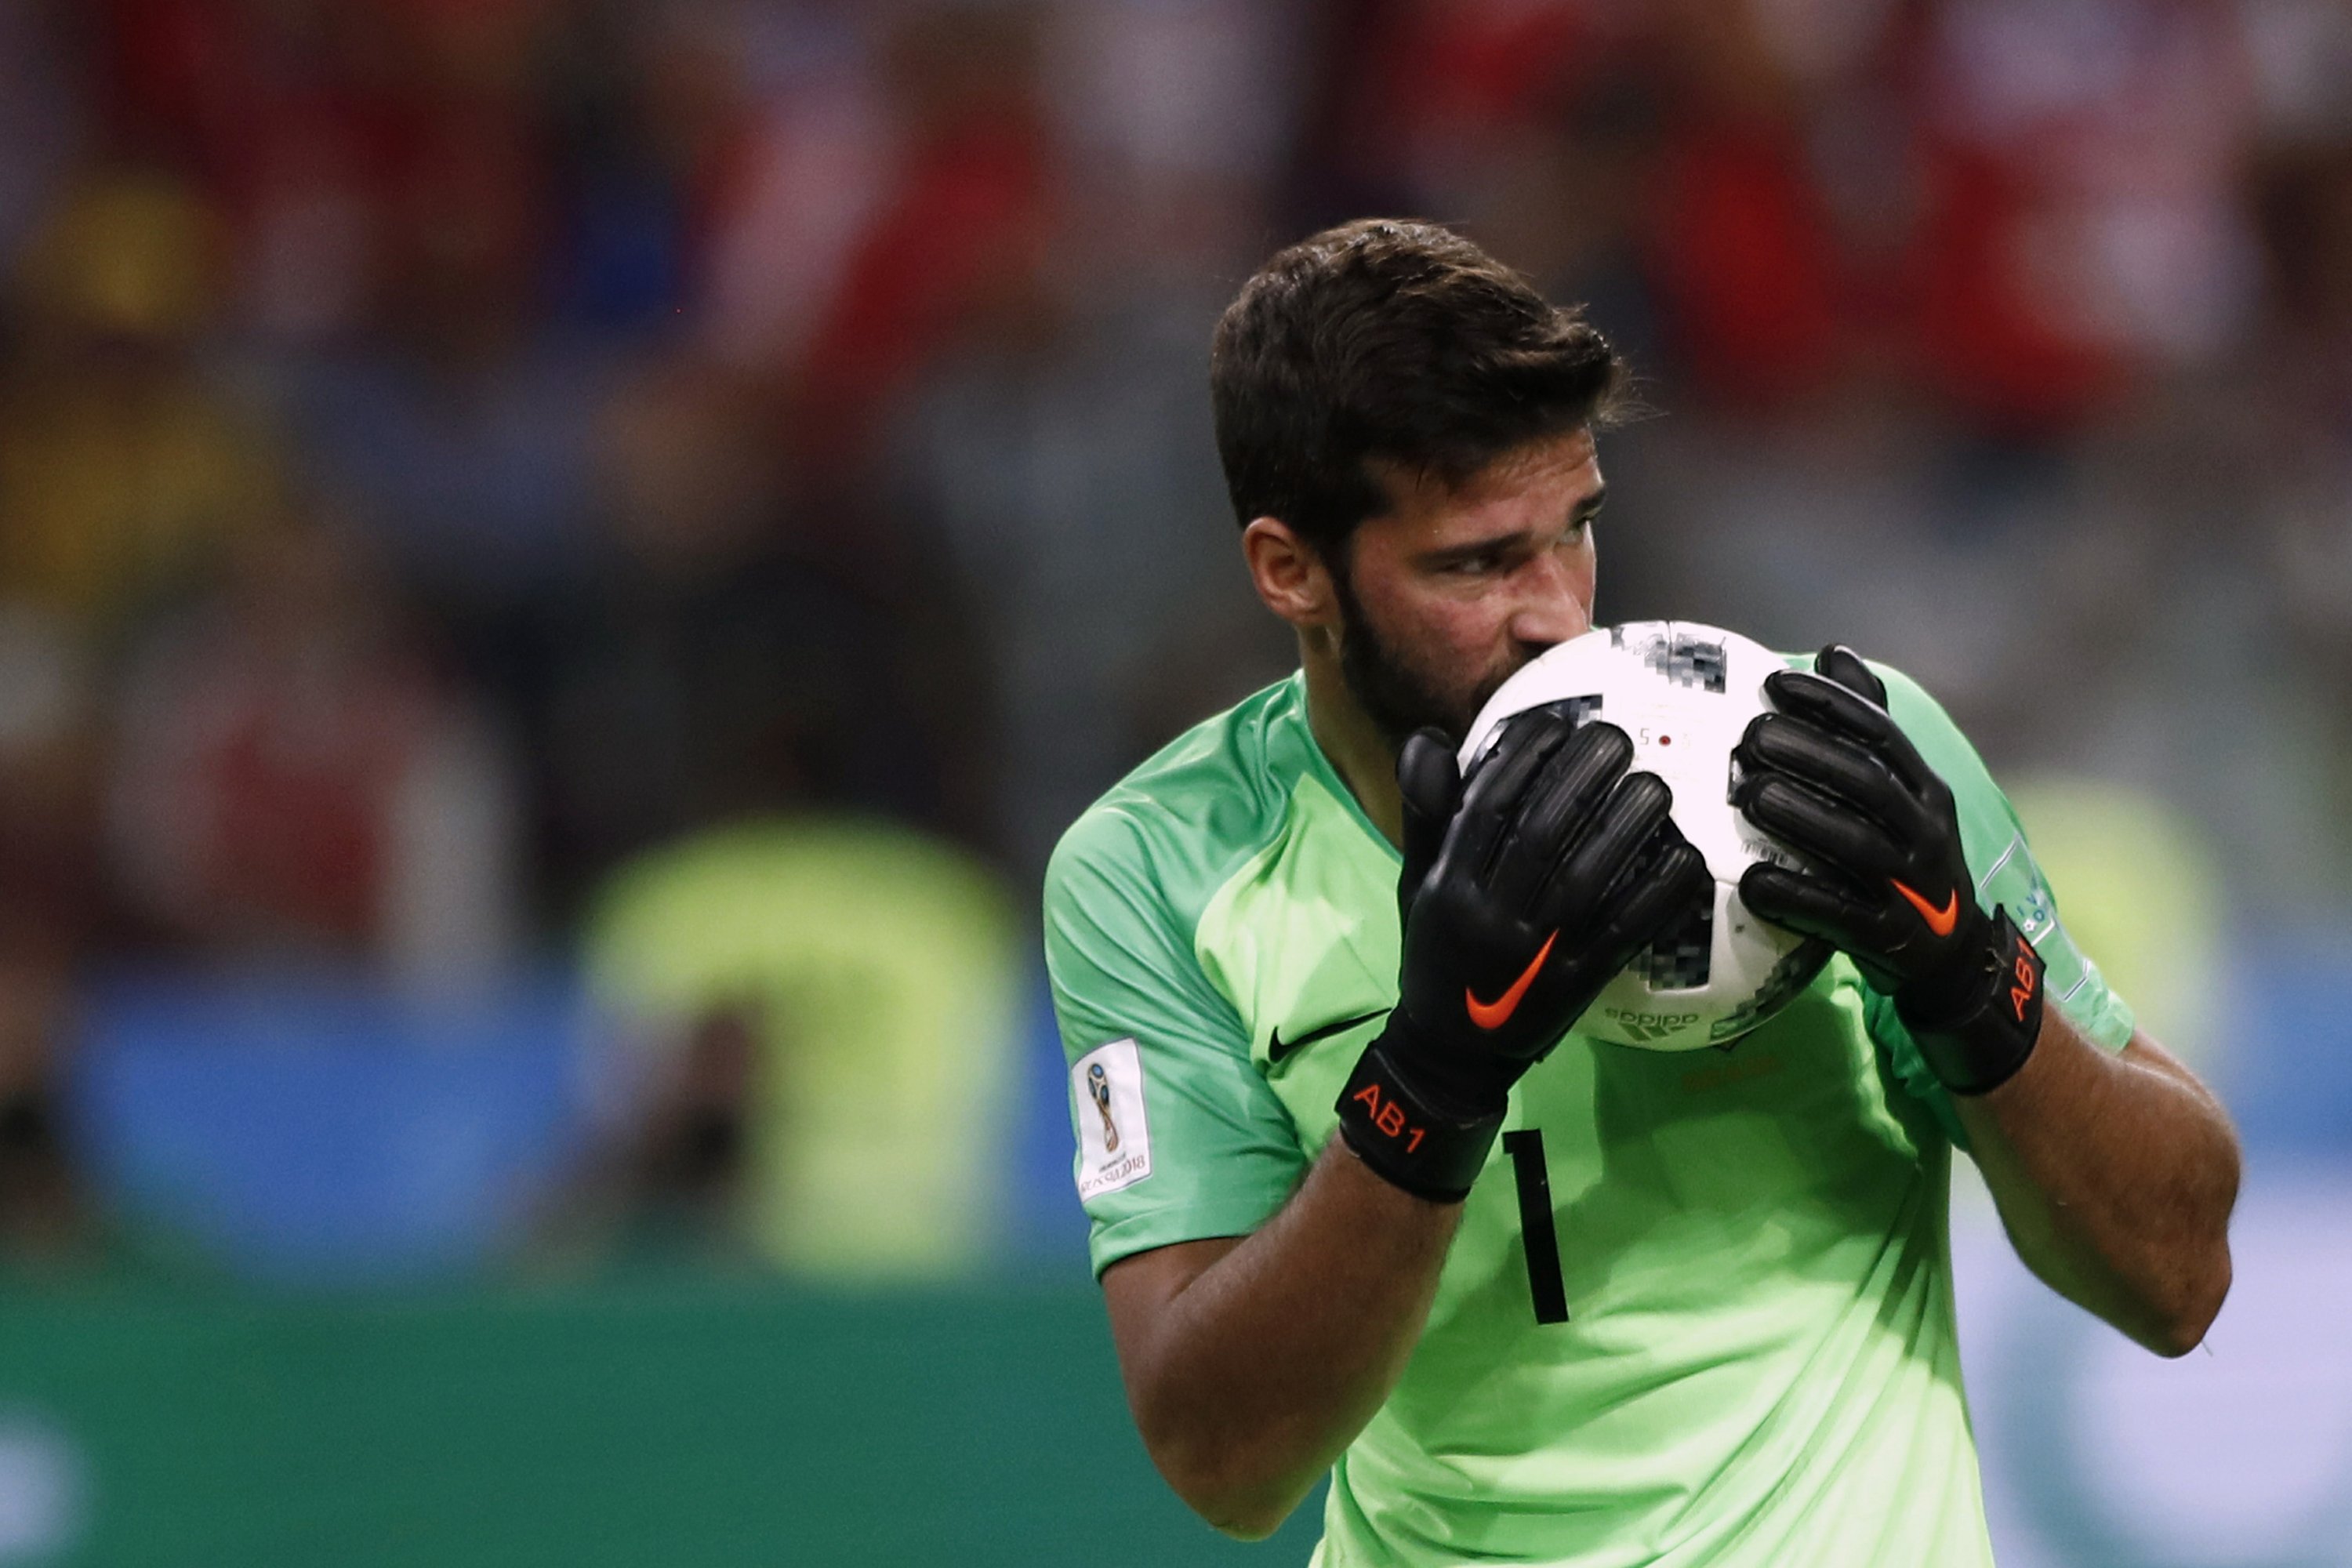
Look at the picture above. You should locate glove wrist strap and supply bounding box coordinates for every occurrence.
[1897,908,2046,1097]
[1335,1035,1504,1203]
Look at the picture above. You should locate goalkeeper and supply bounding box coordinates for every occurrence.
[1044,219,2239,1566]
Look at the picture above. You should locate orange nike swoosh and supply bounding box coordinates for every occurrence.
[1891,879,1960,937]
[1466,931,1559,1031]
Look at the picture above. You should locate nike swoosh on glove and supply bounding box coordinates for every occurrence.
[1731,644,2045,1095]
[1339,705,1711,1200]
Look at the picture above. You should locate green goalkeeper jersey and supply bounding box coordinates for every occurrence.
[1045,662,2134,1568]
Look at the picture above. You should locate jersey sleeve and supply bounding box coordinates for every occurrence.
[1044,804,1309,1278]
[1859,663,2137,1146]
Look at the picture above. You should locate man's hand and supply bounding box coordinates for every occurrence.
[1338,707,1710,1200]
[1731,645,2044,1094]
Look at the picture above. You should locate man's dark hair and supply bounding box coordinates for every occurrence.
[1210,218,1625,557]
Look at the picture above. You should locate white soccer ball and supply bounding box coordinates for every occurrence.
[1457,620,1828,1052]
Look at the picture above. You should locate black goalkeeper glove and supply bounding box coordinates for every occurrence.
[1730,645,2045,1096]
[1338,708,1711,1201]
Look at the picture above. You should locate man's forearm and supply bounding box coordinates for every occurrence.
[1105,1139,1461,1537]
[1954,1017,2239,1356]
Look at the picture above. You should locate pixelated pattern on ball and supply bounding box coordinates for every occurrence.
[1639,898,1714,990]
[1651,636,1727,693]
[1612,626,1729,692]
[1536,693,1605,730]
[1707,937,1835,1045]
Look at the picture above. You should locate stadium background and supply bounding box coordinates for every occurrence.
[0,0,2346,1562]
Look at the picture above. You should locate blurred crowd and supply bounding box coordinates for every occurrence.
[0,0,2347,1272]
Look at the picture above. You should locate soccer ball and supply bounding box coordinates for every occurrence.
[1457,621,1830,1052]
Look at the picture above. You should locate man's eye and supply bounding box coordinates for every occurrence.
[1449,553,1504,576]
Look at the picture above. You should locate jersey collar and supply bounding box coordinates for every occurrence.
[1284,671,1404,866]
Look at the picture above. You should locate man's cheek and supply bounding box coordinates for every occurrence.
[1465,663,1515,717]
[1437,646,1526,739]
[1472,627,1546,701]
[1460,657,1529,731]
[1406,619,1480,689]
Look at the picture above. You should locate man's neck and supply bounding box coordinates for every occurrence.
[1301,636,1405,849]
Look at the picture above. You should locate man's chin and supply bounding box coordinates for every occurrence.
[1435,657,1547,747]
[1343,655,1531,754]
[1460,666,1527,734]
[1350,681,1488,755]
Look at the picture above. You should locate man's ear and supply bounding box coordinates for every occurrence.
[1242,517,1341,630]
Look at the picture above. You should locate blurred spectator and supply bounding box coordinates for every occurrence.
[582,818,1022,1279]
[0,608,108,1262]
[1304,0,1624,216]
[2252,138,2352,413]
[0,169,283,638]
[0,2,84,261]
[106,518,521,984]
[1044,0,1305,264]
[0,610,112,963]
[255,0,610,646]
[284,300,604,674]
[1915,0,2262,412]
[524,350,985,916]
[89,0,389,343]
[539,6,696,332]
[786,3,1062,471]
[0,940,82,1262]
[686,0,890,374]
[886,227,1289,879]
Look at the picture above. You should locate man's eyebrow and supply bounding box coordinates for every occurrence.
[1415,528,1533,568]
[1411,486,1609,568]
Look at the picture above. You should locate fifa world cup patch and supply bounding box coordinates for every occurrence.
[1073,1039,1153,1200]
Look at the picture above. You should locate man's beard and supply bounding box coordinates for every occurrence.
[1331,568,1505,752]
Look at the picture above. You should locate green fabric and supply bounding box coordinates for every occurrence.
[586,816,1021,1279]
[1043,665,2132,1567]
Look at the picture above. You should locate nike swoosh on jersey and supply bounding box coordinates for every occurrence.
[1890,879,1961,937]
[1465,930,1559,1030]
[1267,1007,1391,1065]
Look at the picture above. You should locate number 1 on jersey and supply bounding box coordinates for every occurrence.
[1504,1129,1570,1323]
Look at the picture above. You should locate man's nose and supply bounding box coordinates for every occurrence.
[1508,555,1592,648]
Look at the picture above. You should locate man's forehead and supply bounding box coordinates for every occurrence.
[1367,429,1602,539]
[1472,428,1599,495]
